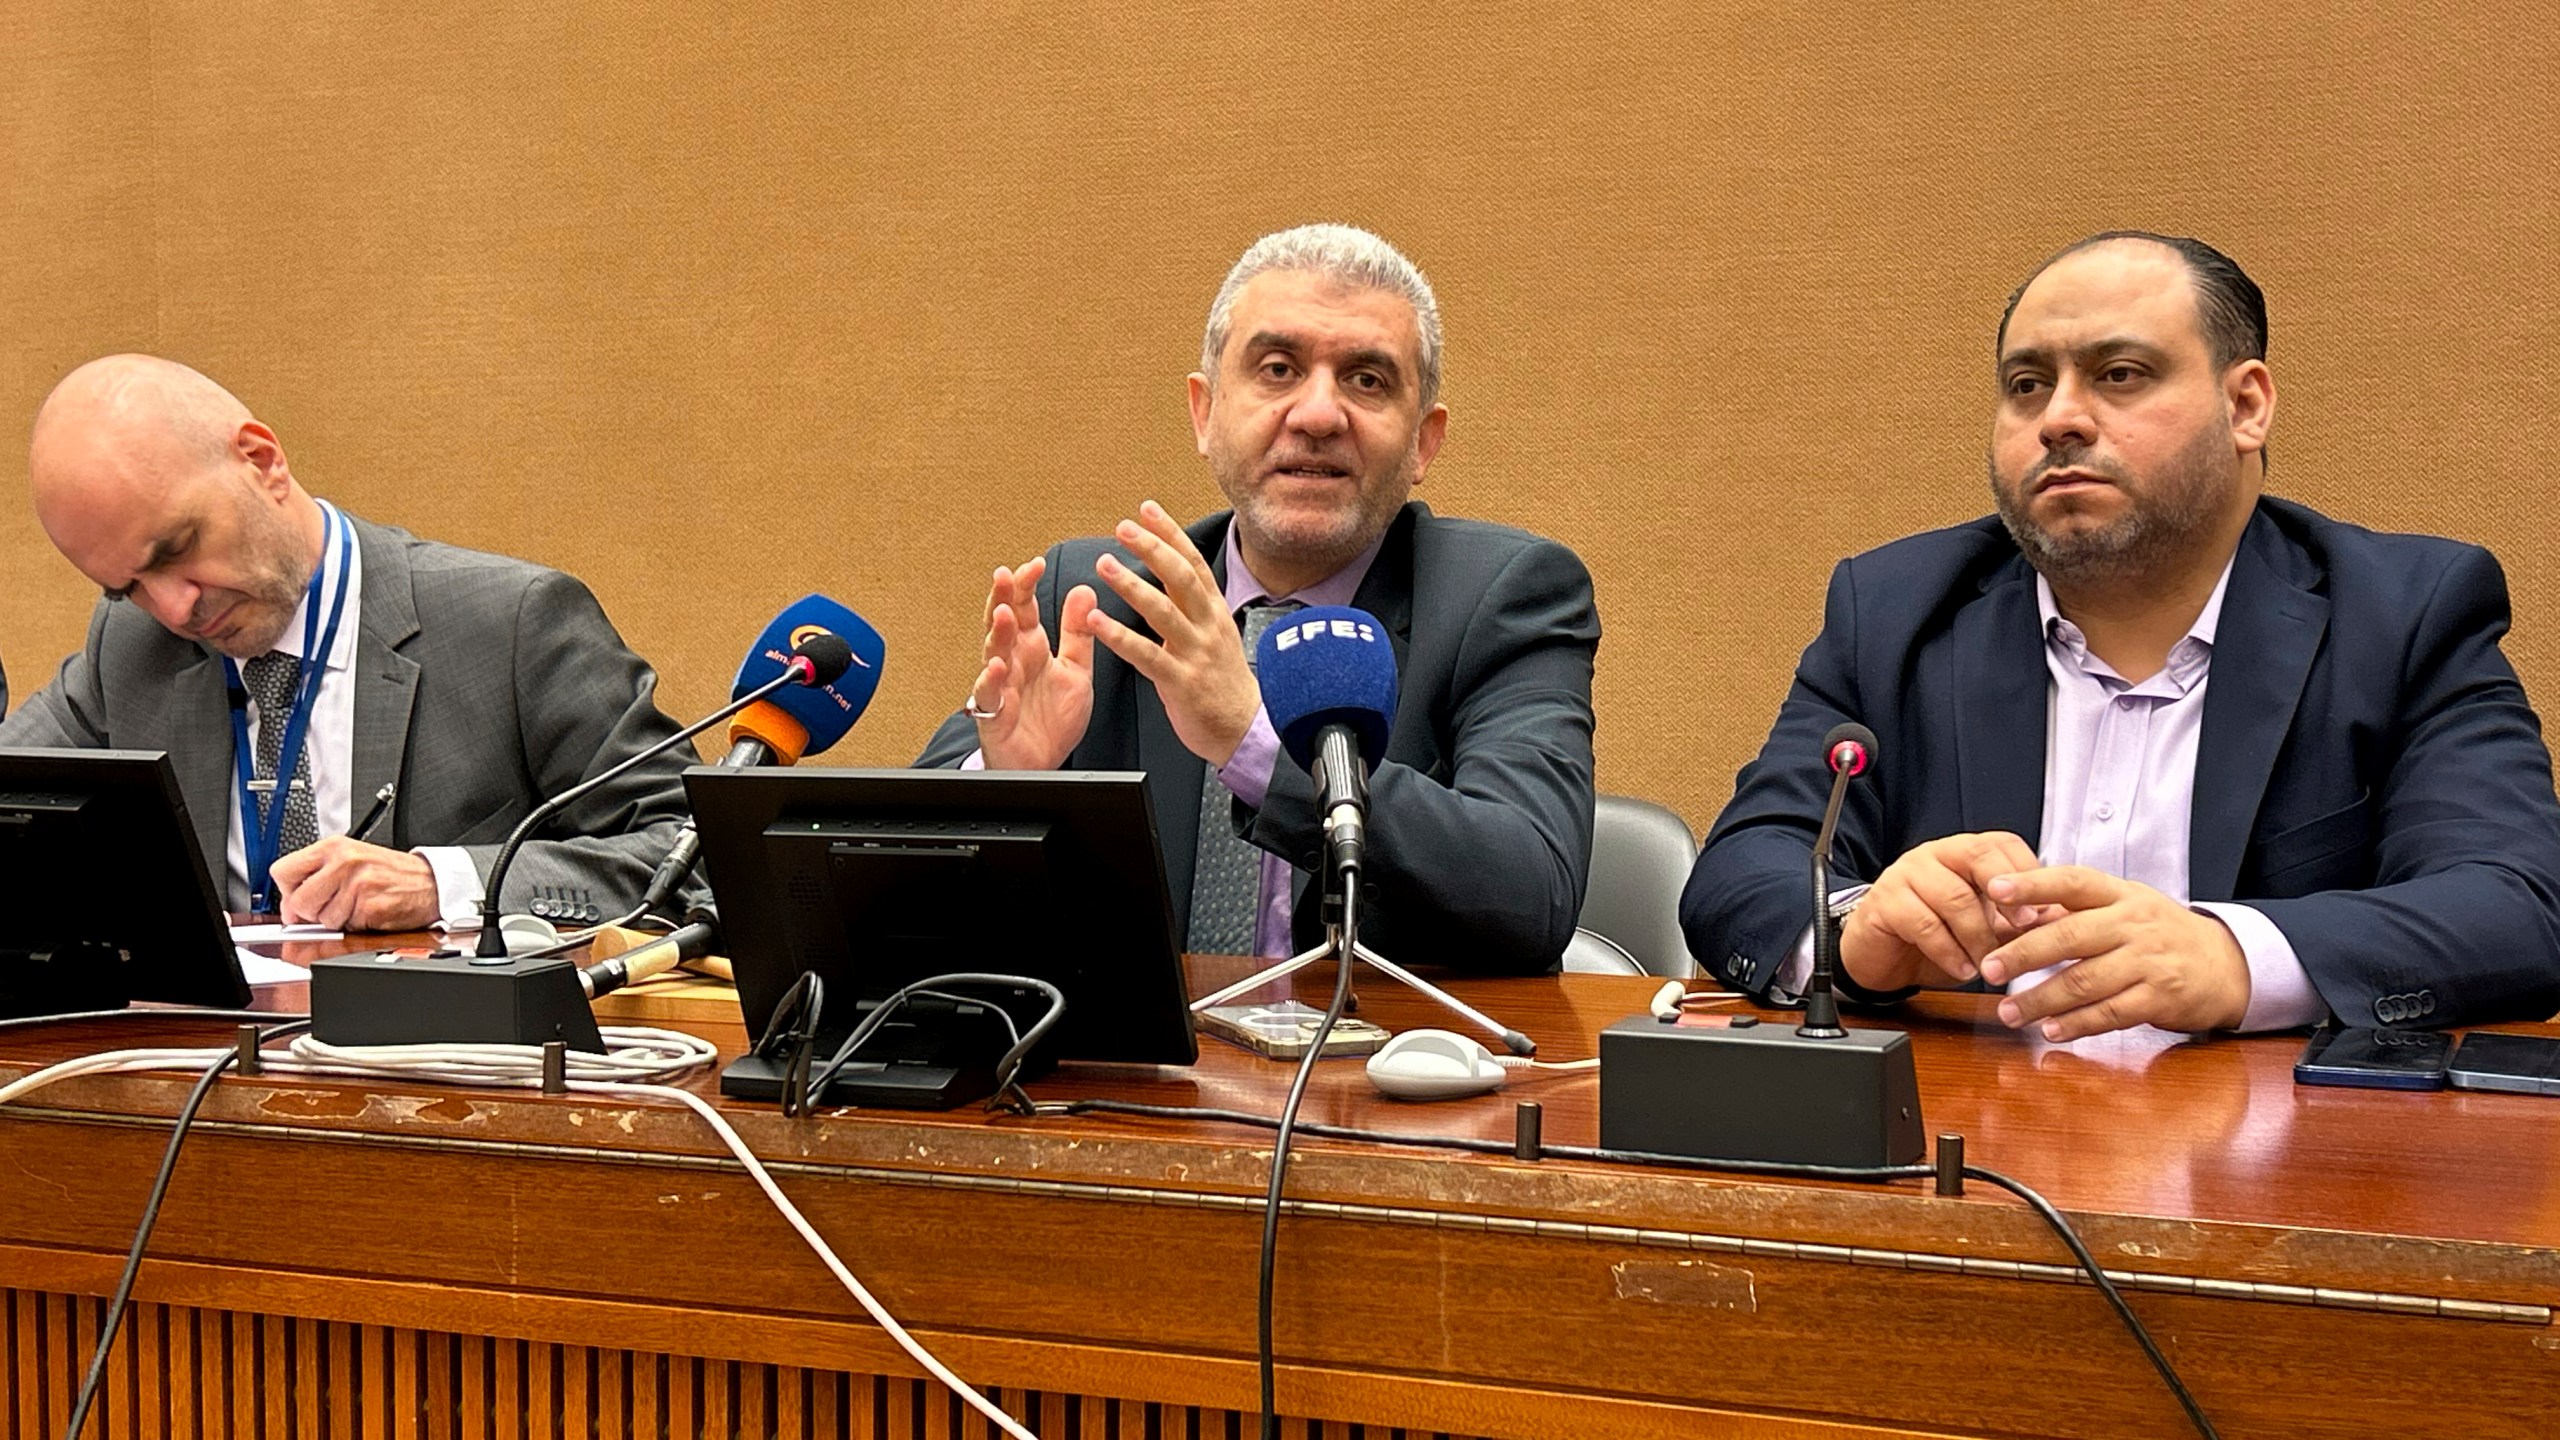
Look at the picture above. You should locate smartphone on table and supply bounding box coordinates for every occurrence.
[2293,1025,2451,1091]
[2447,1031,2560,1096]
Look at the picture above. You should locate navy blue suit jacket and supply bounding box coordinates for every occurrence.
[1683,497,2560,1030]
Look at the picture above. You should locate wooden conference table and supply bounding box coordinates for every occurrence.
[1,937,2555,1440]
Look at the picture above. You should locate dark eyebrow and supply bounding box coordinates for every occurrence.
[1339,346,1404,381]
[2000,336,2173,372]
[1242,330,1309,361]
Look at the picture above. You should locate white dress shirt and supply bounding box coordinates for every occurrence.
[223,502,483,922]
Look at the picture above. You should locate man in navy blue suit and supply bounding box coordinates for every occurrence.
[1684,232,2560,1038]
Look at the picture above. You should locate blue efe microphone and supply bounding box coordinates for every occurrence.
[727,594,884,764]
[1257,605,1398,878]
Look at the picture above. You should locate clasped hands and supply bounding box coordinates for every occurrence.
[967,501,1263,771]
[1837,831,2250,1039]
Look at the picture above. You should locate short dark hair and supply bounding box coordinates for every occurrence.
[1997,231,2269,370]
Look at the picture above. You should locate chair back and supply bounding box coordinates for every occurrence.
[1565,793,1699,978]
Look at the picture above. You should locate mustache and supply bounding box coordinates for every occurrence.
[1265,449,1355,473]
[2023,447,2134,491]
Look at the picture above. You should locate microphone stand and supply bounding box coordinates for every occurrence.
[1188,731,1537,1058]
[1798,748,1859,1038]
[474,658,815,958]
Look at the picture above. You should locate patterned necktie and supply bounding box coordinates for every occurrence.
[241,651,320,860]
[1187,600,1301,955]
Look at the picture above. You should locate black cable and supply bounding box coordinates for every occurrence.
[1257,895,1360,1440]
[1961,1166,2219,1439]
[801,973,1064,1109]
[0,1007,303,1037]
[1035,1099,2217,1440]
[62,1019,313,1440]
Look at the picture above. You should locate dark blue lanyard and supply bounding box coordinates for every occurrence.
[225,503,355,912]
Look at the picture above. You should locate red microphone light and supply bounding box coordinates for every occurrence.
[1828,741,1868,777]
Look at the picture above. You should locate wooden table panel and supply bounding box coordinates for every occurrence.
[3,953,2557,1437]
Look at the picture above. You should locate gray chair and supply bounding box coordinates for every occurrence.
[1561,794,1700,977]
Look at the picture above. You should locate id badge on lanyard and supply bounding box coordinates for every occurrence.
[227,503,355,913]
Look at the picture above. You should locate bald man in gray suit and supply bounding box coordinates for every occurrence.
[0,355,694,931]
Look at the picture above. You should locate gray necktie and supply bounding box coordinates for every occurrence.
[1187,600,1299,955]
[241,651,320,860]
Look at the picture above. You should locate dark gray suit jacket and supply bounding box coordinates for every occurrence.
[0,514,696,914]
[917,503,1601,974]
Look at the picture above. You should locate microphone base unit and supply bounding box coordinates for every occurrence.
[1597,1015,1924,1168]
[309,950,607,1054]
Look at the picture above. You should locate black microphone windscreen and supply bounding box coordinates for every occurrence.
[794,632,856,686]
[1822,721,1879,775]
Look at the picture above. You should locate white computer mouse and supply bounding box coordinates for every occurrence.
[1365,1028,1508,1100]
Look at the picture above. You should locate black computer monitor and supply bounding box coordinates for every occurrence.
[0,749,251,1019]
[685,767,1198,1103]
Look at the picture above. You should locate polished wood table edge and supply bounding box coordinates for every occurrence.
[3,1068,2552,1313]
[0,1242,1941,1440]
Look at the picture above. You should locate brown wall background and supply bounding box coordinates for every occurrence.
[3,2,2554,836]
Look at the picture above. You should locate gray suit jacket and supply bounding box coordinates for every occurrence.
[0,514,696,914]
[917,503,1601,974]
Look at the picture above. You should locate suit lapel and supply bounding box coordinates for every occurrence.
[347,519,422,846]
[148,648,238,884]
[1953,563,2050,847]
[2190,511,2327,902]
[1144,513,1234,904]
[1348,504,1419,679]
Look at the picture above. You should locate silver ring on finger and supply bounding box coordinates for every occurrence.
[963,694,1004,721]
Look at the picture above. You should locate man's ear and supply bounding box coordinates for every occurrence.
[1410,404,1449,483]
[2227,360,2275,457]
[1186,373,1214,457]
[235,421,292,495]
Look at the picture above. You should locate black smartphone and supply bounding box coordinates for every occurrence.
[2294,1025,2451,1091]
[2448,1031,2560,1096]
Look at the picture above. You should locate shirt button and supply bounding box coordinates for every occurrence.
[2095,802,2115,822]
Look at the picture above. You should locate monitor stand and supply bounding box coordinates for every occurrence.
[721,994,1043,1110]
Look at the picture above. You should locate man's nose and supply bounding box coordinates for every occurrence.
[1286,369,1349,436]
[134,573,203,634]
[2038,373,2099,451]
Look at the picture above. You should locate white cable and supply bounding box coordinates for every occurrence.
[0,1028,1041,1440]
[1500,1056,1601,1072]
[577,1080,1037,1440]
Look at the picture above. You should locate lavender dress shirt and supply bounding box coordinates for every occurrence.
[1782,557,2328,1033]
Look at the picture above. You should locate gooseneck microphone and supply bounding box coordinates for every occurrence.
[473,603,871,958]
[1257,607,1398,889]
[633,596,886,919]
[1595,715,1921,1169]
[1800,721,1878,1037]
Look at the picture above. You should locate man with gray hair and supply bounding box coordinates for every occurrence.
[919,224,1599,973]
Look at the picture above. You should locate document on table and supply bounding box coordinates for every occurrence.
[236,949,310,986]
[229,922,344,943]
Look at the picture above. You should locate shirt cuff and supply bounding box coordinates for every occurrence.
[416,846,487,928]
[960,748,987,771]
[1217,708,1281,810]
[1773,882,1872,998]
[2195,901,2327,1032]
